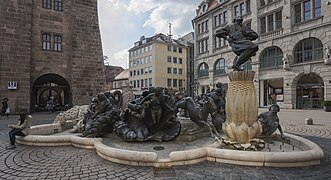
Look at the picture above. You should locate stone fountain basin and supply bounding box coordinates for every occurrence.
[16,123,324,167]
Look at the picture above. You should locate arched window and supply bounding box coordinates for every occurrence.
[260,46,283,69]
[214,58,226,75]
[241,59,252,71]
[198,63,209,77]
[294,38,323,63]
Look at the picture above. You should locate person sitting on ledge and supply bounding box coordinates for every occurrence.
[6,112,32,149]
[258,104,284,139]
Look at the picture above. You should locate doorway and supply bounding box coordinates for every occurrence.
[296,73,324,109]
[32,74,71,112]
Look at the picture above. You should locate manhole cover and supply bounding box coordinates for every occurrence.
[153,146,165,151]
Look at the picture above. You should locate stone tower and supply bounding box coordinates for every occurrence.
[0,0,106,113]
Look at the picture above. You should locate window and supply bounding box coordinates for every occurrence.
[149,78,152,87]
[148,67,152,73]
[198,38,208,53]
[42,33,51,50]
[145,79,148,87]
[198,63,209,77]
[240,3,245,17]
[173,68,177,74]
[179,68,183,75]
[275,11,282,29]
[214,58,226,75]
[246,0,251,13]
[223,11,228,24]
[241,59,252,71]
[173,46,177,52]
[149,55,152,63]
[54,35,62,51]
[260,11,282,34]
[267,14,274,32]
[167,67,172,74]
[145,67,148,74]
[179,58,183,64]
[294,38,323,63]
[260,17,266,34]
[215,36,222,49]
[198,20,209,34]
[173,79,178,88]
[314,0,321,17]
[234,1,250,17]
[141,69,144,75]
[42,0,51,9]
[167,56,172,63]
[173,57,177,64]
[167,79,172,87]
[294,4,301,23]
[54,0,62,11]
[179,79,183,87]
[260,46,283,68]
[130,71,132,76]
[214,15,219,27]
[141,80,144,88]
[234,5,239,17]
[304,1,311,21]
[294,0,321,24]
[179,48,182,53]
[260,0,265,6]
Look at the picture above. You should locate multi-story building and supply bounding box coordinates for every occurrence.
[177,32,195,97]
[128,33,188,96]
[0,0,105,113]
[193,0,331,109]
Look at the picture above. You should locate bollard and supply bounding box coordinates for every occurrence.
[305,118,313,125]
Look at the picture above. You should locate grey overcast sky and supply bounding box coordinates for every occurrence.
[98,0,201,68]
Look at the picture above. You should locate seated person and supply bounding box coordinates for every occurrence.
[6,112,32,149]
[258,104,284,138]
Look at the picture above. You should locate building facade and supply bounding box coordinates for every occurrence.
[128,34,188,96]
[0,0,105,113]
[112,69,130,90]
[193,0,331,109]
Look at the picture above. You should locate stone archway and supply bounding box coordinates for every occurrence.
[32,74,71,112]
[296,73,324,109]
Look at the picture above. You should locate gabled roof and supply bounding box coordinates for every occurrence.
[129,33,187,51]
[113,69,129,81]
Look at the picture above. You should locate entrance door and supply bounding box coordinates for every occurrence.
[296,74,324,109]
[32,74,71,112]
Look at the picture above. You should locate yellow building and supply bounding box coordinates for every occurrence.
[128,34,188,96]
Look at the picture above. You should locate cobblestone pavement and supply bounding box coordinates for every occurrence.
[0,110,330,180]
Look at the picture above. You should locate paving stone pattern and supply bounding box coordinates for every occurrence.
[0,110,330,179]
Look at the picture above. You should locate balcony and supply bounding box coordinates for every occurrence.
[260,28,283,40]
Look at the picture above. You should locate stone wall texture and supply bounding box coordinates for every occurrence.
[0,0,106,113]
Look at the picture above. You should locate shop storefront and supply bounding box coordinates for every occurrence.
[296,74,324,109]
[259,78,284,108]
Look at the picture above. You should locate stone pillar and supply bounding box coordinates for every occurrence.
[223,71,262,144]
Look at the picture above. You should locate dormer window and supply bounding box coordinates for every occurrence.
[202,4,207,12]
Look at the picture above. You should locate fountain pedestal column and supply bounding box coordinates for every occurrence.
[222,71,262,144]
